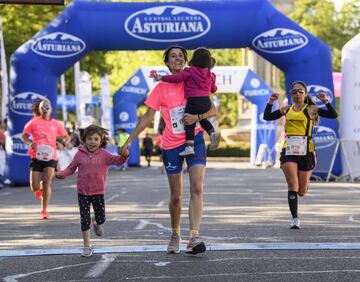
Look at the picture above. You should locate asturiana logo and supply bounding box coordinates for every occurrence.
[31,32,86,58]
[313,125,337,149]
[125,5,211,42]
[10,92,50,116]
[6,133,29,156]
[307,85,334,108]
[252,28,308,54]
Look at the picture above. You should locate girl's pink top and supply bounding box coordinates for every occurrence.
[161,66,217,98]
[57,145,127,195]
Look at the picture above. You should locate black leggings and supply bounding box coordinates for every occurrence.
[78,194,106,231]
[185,96,214,141]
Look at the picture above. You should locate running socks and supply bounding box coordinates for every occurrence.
[189,229,199,238]
[288,191,298,219]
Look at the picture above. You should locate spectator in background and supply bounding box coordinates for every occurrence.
[142,132,154,167]
[116,128,129,171]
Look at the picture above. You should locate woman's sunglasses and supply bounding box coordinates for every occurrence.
[41,105,50,110]
[291,89,306,95]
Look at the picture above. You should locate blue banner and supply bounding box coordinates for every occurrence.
[8,0,339,185]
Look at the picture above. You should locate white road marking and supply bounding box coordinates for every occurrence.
[3,262,92,282]
[126,269,360,280]
[85,254,118,278]
[156,200,166,207]
[134,220,171,232]
[0,192,11,196]
[154,262,171,266]
[106,194,120,203]
[3,242,360,257]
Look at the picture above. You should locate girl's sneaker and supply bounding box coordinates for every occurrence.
[209,132,220,151]
[40,209,48,219]
[178,146,195,157]
[92,216,104,236]
[81,246,93,257]
[185,236,206,254]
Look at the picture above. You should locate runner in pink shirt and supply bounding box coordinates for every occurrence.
[22,99,70,219]
[150,47,220,157]
[121,46,217,255]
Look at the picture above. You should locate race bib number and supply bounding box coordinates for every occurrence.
[169,106,200,134]
[36,145,54,161]
[285,136,308,156]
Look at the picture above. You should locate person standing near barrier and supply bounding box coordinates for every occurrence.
[263,81,338,229]
[56,125,128,257]
[121,45,217,254]
[22,99,70,219]
[142,132,154,167]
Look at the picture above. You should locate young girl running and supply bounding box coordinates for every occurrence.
[56,125,128,257]
[150,47,220,157]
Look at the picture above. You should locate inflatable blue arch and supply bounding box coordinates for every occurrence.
[8,0,340,185]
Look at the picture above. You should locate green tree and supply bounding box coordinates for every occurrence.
[289,0,360,71]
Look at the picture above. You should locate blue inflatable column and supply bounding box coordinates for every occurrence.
[113,101,140,166]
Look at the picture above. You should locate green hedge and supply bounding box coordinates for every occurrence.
[206,142,250,157]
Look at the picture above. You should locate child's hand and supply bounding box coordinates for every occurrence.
[149,70,157,78]
[55,172,65,179]
[121,148,129,158]
[149,70,162,81]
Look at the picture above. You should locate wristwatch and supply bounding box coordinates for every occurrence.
[198,114,203,121]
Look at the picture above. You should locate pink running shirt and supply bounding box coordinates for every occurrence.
[145,81,203,150]
[23,117,68,160]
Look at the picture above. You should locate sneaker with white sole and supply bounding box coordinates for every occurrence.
[167,232,181,254]
[186,236,206,254]
[290,217,300,229]
[92,216,104,236]
[209,132,220,151]
[178,146,195,157]
[81,246,93,257]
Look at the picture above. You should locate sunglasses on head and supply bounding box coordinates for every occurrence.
[41,105,50,110]
[291,88,306,95]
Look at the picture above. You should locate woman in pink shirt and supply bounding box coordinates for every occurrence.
[56,125,128,257]
[121,46,216,255]
[150,47,220,157]
[22,99,70,219]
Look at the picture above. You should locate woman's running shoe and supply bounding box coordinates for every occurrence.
[167,232,181,254]
[41,209,48,219]
[186,236,206,254]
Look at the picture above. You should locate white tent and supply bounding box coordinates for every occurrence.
[340,33,360,179]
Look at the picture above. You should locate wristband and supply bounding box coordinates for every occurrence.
[198,114,203,121]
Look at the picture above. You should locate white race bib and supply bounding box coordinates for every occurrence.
[36,145,54,161]
[285,136,308,156]
[169,105,200,134]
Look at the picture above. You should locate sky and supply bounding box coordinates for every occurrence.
[332,0,346,11]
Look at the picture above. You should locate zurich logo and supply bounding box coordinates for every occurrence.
[6,133,29,157]
[10,92,50,116]
[307,85,334,108]
[31,32,86,58]
[313,125,337,149]
[252,28,308,54]
[119,112,129,122]
[130,75,141,86]
[124,5,211,42]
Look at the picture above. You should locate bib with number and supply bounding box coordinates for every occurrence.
[285,136,308,156]
[36,145,54,161]
[169,105,200,134]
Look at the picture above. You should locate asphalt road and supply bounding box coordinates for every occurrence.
[1,157,360,281]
